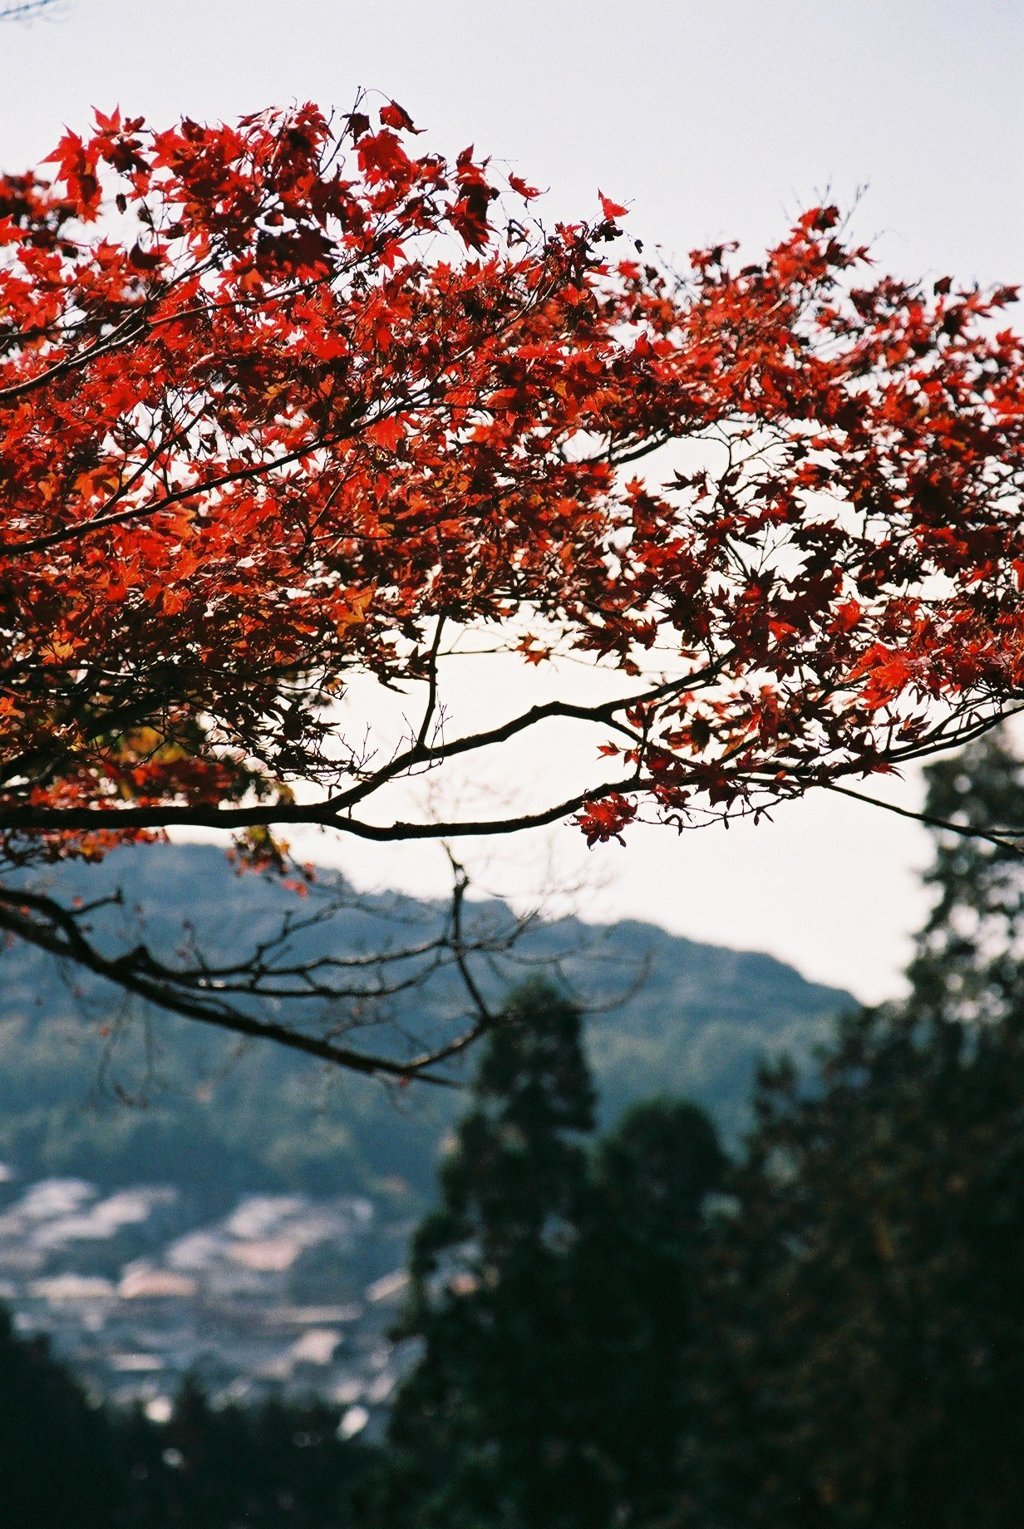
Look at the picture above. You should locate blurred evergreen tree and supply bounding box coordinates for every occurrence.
[116,1377,371,1526]
[379,977,600,1527]
[370,977,725,1528]
[571,1100,726,1523]
[684,730,1024,1529]
[0,1309,372,1526]
[906,727,1024,1024]
[0,1306,122,1527]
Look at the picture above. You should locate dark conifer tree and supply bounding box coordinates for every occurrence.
[906,727,1024,1025]
[685,730,1024,1529]
[570,1100,726,1523]
[0,1307,122,1528]
[371,978,727,1529]
[0,1305,372,1526]
[380,977,602,1528]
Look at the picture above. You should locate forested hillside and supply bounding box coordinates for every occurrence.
[0,844,849,1211]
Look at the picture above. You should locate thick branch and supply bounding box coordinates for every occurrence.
[0,772,644,839]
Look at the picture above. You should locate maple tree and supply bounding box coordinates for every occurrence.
[2,99,1024,1077]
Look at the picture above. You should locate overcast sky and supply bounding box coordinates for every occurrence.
[3,0,1022,1001]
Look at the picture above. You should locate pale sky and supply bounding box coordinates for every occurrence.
[3,0,1022,1002]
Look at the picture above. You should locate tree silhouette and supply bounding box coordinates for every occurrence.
[380,979,598,1526]
[570,1099,726,1522]
[0,1307,121,1527]
[375,981,725,1527]
[686,732,1024,1528]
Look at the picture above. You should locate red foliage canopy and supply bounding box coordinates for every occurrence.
[1,101,1022,1070]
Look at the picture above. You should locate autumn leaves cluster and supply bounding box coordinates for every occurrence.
[1,99,1023,870]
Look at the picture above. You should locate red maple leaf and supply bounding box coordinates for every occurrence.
[599,190,628,220]
[379,100,422,134]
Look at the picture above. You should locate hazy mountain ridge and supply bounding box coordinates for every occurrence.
[0,843,853,1209]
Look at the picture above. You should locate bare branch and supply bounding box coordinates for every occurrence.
[0,849,539,1082]
[0,0,63,19]
[826,782,1024,856]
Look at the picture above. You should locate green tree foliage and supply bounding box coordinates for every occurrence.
[380,978,599,1527]
[569,1100,726,1524]
[0,1308,372,1527]
[906,727,1024,1024]
[372,978,725,1528]
[0,1306,122,1527]
[685,732,1024,1529]
[116,1379,371,1528]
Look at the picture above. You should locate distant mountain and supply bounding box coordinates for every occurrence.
[0,844,853,1211]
